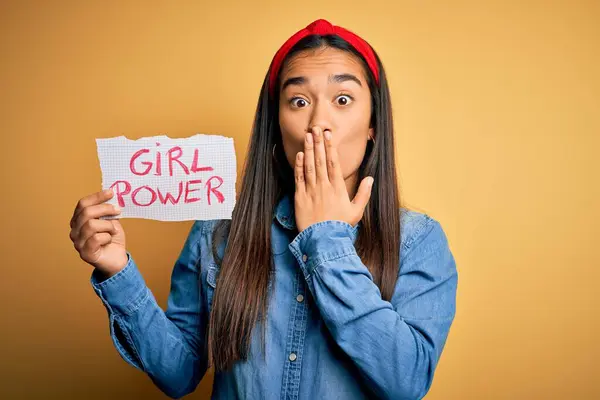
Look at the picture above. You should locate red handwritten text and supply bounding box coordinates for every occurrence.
[110,144,225,208]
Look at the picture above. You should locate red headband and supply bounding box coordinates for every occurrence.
[268,19,379,96]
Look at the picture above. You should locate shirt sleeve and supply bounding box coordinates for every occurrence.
[288,217,458,400]
[90,220,208,399]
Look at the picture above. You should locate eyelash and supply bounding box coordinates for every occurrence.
[289,94,354,108]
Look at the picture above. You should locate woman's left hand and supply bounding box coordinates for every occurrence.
[294,126,374,233]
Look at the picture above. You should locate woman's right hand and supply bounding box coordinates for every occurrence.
[69,189,128,279]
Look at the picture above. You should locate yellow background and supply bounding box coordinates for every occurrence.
[1,1,598,398]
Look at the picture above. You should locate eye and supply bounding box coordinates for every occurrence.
[290,97,309,108]
[335,95,353,106]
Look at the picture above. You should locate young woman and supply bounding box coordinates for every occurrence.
[69,19,458,400]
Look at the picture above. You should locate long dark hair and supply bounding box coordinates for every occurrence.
[207,34,401,371]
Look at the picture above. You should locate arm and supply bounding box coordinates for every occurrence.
[90,221,208,399]
[289,217,458,400]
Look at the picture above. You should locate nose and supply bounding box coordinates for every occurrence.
[307,98,332,134]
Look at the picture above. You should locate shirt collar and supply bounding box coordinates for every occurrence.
[274,193,296,230]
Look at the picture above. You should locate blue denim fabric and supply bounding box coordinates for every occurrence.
[91,194,458,399]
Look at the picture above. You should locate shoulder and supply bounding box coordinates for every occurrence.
[397,207,457,295]
[183,219,229,267]
[186,219,225,240]
[399,207,452,259]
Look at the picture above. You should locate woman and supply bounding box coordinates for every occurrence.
[69,19,458,400]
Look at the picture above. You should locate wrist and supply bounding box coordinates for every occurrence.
[95,253,129,280]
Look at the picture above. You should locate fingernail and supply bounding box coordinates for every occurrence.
[314,127,321,137]
[324,131,332,141]
[113,205,121,213]
[306,132,312,144]
[368,177,374,186]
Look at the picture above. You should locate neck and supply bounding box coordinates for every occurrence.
[345,171,359,200]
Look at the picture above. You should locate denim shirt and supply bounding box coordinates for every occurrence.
[90,195,458,400]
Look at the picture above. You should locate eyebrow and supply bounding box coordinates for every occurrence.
[281,73,362,91]
[330,73,362,87]
[281,76,307,91]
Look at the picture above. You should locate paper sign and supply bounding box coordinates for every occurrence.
[96,134,236,221]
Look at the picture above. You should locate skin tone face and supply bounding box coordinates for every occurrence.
[278,46,374,200]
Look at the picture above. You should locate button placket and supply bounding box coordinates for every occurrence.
[281,271,308,398]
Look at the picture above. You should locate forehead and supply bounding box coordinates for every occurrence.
[280,46,368,84]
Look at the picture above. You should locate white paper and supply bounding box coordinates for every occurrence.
[96,134,236,221]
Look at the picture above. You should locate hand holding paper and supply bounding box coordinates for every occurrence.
[69,188,127,278]
[96,134,237,221]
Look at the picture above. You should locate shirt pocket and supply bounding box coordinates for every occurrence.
[205,262,220,311]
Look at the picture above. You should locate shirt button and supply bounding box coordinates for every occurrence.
[296,294,304,303]
[289,352,297,362]
[302,254,308,262]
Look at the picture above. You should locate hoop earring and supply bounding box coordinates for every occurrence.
[272,143,277,159]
